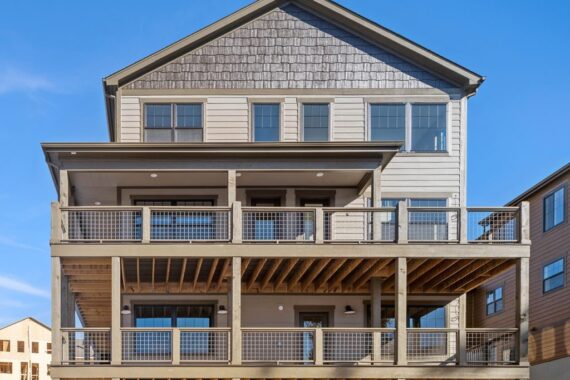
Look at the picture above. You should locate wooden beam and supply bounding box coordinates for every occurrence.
[436,260,492,291]
[410,259,457,291]
[383,259,427,291]
[247,259,267,290]
[136,257,140,292]
[260,258,283,290]
[354,259,392,289]
[287,259,314,289]
[301,259,331,291]
[165,258,171,286]
[315,259,346,291]
[274,258,299,289]
[178,258,187,292]
[407,259,441,288]
[192,258,203,290]
[329,258,363,289]
[151,258,155,290]
[342,259,379,289]
[217,258,231,291]
[421,259,473,291]
[120,259,126,291]
[206,258,219,292]
[460,260,513,292]
[241,258,251,277]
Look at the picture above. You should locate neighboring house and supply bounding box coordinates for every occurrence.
[470,163,569,380]
[44,1,530,380]
[0,318,51,380]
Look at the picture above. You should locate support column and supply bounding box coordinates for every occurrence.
[230,257,242,365]
[458,293,467,365]
[61,275,75,328]
[371,277,383,327]
[371,167,382,240]
[397,201,408,244]
[111,257,121,365]
[516,257,530,365]
[520,201,531,244]
[51,257,62,365]
[59,170,69,240]
[228,170,237,205]
[395,258,407,365]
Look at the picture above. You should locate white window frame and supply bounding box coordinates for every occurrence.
[300,102,332,142]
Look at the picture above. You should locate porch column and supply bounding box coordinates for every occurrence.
[516,258,530,365]
[395,258,407,365]
[371,277,383,327]
[228,170,237,205]
[51,257,62,365]
[371,167,383,240]
[61,275,75,328]
[59,170,69,240]
[230,257,242,365]
[458,293,467,365]
[111,257,121,365]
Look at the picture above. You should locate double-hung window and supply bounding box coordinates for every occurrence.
[543,258,565,293]
[253,103,280,142]
[486,287,503,315]
[411,104,447,151]
[370,104,405,146]
[302,103,329,141]
[543,186,566,232]
[144,103,203,142]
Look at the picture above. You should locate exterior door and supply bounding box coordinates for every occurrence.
[298,312,329,362]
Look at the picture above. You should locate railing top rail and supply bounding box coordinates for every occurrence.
[467,206,520,212]
[60,327,111,332]
[466,328,519,332]
[241,327,317,332]
[407,207,461,212]
[120,327,174,331]
[178,327,231,331]
[407,328,460,332]
[61,206,143,211]
[149,206,231,211]
[321,327,397,332]
[323,207,396,212]
[242,207,317,212]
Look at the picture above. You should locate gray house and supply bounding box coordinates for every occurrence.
[45,1,530,380]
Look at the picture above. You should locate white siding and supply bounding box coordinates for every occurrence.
[206,97,249,142]
[333,97,365,141]
[282,97,299,141]
[120,96,141,142]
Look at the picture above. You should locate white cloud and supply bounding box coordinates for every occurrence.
[0,276,50,298]
[0,67,52,95]
[0,235,46,253]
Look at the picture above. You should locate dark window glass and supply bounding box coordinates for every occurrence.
[176,104,202,129]
[303,104,329,141]
[543,187,566,232]
[370,104,405,145]
[543,258,565,293]
[145,104,172,128]
[411,104,446,151]
[486,287,503,315]
[17,341,24,353]
[365,304,446,328]
[253,104,280,142]
[145,104,203,142]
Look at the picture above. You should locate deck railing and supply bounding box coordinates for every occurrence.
[54,203,528,245]
[57,327,517,366]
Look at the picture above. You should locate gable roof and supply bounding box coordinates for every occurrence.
[103,0,485,139]
[507,163,570,206]
[0,317,51,332]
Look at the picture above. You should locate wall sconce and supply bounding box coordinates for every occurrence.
[121,305,131,315]
[278,305,284,311]
[217,305,228,315]
[344,305,356,315]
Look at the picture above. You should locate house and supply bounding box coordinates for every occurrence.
[470,163,569,380]
[0,317,51,380]
[43,1,531,379]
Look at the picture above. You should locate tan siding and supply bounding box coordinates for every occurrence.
[282,97,298,141]
[120,97,141,142]
[333,97,365,141]
[206,97,249,142]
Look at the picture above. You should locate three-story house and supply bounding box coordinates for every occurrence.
[45,1,531,379]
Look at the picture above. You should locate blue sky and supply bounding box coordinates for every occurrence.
[0,0,568,326]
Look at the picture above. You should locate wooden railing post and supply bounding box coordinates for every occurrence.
[111,257,122,365]
[516,257,530,365]
[460,207,469,244]
[458,293,467,365]
[51,257,62,365]
[397,201,408,244]
[51,202,62,243]
[172,328,180,365]
[232,202,242,244]
[372,330,381,364]
[395,258,407,365]
[520,201,531,244]
[230,257,242,365]
[315,208,324,244]
[142,207,151,243]
[314,328,323,365]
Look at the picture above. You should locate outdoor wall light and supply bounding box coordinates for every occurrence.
[217,305,228,315]
[150,173,158,178]
[316,172,324,177]
[344,305,356,315]
[278,305,284,311]
[236,172,242,177]
[94,201,101,206]
[121,305,131,315]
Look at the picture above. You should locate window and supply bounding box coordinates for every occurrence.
[0,362,12,374]
[544,187,566,232]
[365,304,446,328]
[486,287,503,315]
[302,104,329,141]
[17,341,24,353]
[46,342,52,354]
[370,104,405,144]
[544,258,565,293]
[0,340,9,352]
[253,103,280,142]
[412,104,446,151]
[144,103,203,142]
[31,363,39,380]
[31,342,38,353]
[409,199,448,241]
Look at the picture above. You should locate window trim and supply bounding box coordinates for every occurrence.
[301,103,331,142]
[543,185,566,233]
[142,102,205,142]
[251,102,282,142]
[486,286,504,316]
[543,257,565,294]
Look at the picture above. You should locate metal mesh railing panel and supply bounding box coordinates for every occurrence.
[122,330,172,362]
[324,209,396,242]
[466,330,517,364]
[242,329,312,363]
[242,210,315,242]
[467,209,519,243]
[150,210,230,241]
[323,330,372,363]
[408,209,458,242]
[180,329,230,362]
[407,330,457,363]
[66,210,141,241]
[62,329,110,364]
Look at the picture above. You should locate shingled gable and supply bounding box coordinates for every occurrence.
[103,0,484,138]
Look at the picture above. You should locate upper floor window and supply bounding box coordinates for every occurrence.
[31,342,39,353]
[370,104,405,144]
[0,362,12,374]
[302,103,329,141]
[144,103,203,142]
[253,103,280,142]
[543,258,564,293]
[412,104,446,151]
[543,186,566,232]
[0,340,9,352]
[17,341,24,353]
[486,287,503,315]
[46,342,52,354]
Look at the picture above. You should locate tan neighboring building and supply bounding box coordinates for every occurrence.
[45,1,531,379]
[0,318,52,380]
[470,163,569,379]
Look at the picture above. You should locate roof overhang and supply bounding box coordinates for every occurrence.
[102,0,485,140]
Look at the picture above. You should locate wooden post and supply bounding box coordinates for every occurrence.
[395,258,407,365]
[172,328,180,365]
[516,258,530,365]
[520,201,531,244]
[111,257,122,365]
[232,202,242,244]
[51,257,62,365]
[457,295,467,365]
[371,277,382,327]
[59,170,69,240]
[314,328,323,365]
[372,330,381,364]
[230,257,242,365]
[397,201,408,244]
[142,207,151,243]
[460,207,469,244]
[228,170,237,205]
[372,167,382,240]
[315,207,324,244]
[50,202,62,244]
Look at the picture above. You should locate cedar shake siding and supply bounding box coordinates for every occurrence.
[125,4,454,91]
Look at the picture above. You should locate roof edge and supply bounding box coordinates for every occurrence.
[507,162,570,206]
[0,317,51,332]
